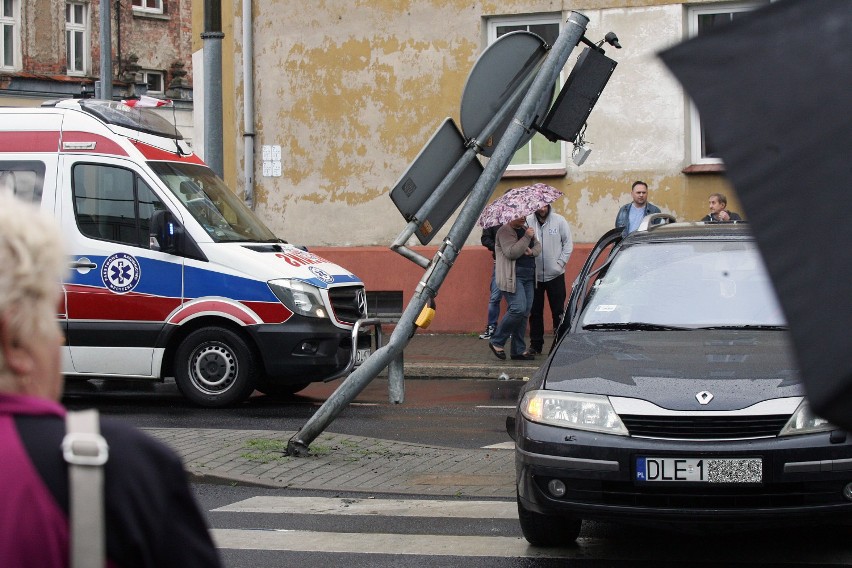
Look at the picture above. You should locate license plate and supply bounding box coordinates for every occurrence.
[636,457,762,483]
[355,348,371,366]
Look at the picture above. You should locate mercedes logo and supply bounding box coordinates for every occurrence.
[356,289,367,316]
[695,390,714,405]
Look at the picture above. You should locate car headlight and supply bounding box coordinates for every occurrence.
[520,390,629,435]
[268,279,327,318]
[779,400,834,436]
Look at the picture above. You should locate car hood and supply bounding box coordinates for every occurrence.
[543,330,801,411]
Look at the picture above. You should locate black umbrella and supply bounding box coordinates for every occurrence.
[659,0,852,429]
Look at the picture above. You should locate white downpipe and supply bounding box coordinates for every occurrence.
[242,0,256,208]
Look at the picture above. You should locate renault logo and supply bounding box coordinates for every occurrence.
[356,289,367,316]
[696,391,714,405]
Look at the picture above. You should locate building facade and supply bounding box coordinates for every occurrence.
[196,1,765,332]
[1,0,194,140]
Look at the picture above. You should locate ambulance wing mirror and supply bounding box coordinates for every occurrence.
[149,209,208,261]
[149,209,179,253]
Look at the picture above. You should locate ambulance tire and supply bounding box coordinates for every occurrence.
[174,327,257,407]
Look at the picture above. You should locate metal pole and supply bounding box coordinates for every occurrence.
[202,0,224,178]
[99,0,113,100]
[287,11,590,456]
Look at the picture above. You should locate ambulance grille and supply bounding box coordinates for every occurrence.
[328,286,367,324]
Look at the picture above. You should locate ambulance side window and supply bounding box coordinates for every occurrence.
[0,161,46,204]
[72,163,165,248]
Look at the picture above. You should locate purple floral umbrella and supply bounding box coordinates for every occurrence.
[477,183,563,228]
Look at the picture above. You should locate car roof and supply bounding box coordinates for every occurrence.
[623,219,753,245]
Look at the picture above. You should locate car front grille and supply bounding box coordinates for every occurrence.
[620,414,790,439]
[328,285,367,324]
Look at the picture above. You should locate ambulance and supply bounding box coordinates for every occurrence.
[0,98,373,407]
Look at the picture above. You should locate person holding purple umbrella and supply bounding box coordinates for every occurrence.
[488,216,542,361]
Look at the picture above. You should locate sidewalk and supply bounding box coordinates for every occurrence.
[144,333,550,499]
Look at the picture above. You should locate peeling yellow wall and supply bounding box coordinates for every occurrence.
[207,0,739,246]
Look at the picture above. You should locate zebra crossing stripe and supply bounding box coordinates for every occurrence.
[214,496,516,519]
[211,529,578,558]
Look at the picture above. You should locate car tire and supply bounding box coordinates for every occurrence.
[255,380,311,397]
[174,327,257,407]
[517,495,582,546]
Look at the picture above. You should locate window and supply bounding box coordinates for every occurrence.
[72,163,165,247]
[142,70,164,94]
[0,161,45,203]
[65,1,89,75]
[487,16,563,171]
[687,2,769,164]
[132,0,163,14]
[1,0,19,69]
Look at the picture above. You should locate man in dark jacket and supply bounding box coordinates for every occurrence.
[701,192,743,222]
[615,181,662,235]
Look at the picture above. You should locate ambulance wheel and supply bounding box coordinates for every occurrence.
[175,327,257,407]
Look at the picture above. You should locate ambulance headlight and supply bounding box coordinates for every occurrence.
[269,279,327,318]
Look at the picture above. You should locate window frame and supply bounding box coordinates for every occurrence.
[142,70,165,94]
[131,0,164,15]
[686,1,769,165]
[65,0,90,76]
[0,0,21,70]
[486,14,565,173]
[71,162,165,248]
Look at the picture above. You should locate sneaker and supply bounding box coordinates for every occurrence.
[479,324,496,339]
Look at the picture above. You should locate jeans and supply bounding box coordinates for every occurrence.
[486,265,501,327]
[490,265,535,357]
[529,275,567,351]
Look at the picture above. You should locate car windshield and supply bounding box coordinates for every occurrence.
[149,162,279,243]
[579,239,786,329]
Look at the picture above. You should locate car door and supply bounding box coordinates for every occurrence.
[61,156,184,377]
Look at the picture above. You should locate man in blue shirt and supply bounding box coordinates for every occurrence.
[614,181,662,235]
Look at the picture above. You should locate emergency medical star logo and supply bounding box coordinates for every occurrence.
[101,253,141,294]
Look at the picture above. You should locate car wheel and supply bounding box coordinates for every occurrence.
[174,327,257,407]
[255,380,311,397]
[517,495,582,546]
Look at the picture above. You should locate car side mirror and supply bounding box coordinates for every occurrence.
[149,209,179,253]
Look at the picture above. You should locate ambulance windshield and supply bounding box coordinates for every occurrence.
[149,162,280,243]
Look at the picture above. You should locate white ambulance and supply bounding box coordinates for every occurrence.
[0,98,373,407]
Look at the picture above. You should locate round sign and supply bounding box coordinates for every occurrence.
[101,252,141,294]
[460,31,554,157]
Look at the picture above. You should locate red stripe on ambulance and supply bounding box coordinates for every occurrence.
[65,284,180,321]
[168,299,263,326]
[0,131,60,153]
[132,140,205,165]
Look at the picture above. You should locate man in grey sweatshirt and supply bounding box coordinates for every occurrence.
[526,204,573,354]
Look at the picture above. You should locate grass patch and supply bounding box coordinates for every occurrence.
[241,438,290,464]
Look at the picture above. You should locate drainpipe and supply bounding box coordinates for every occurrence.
[242,0,255,208]
[99,0,113,100]
[202,0,224,177]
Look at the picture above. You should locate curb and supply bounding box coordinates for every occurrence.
[147,427,515,498]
